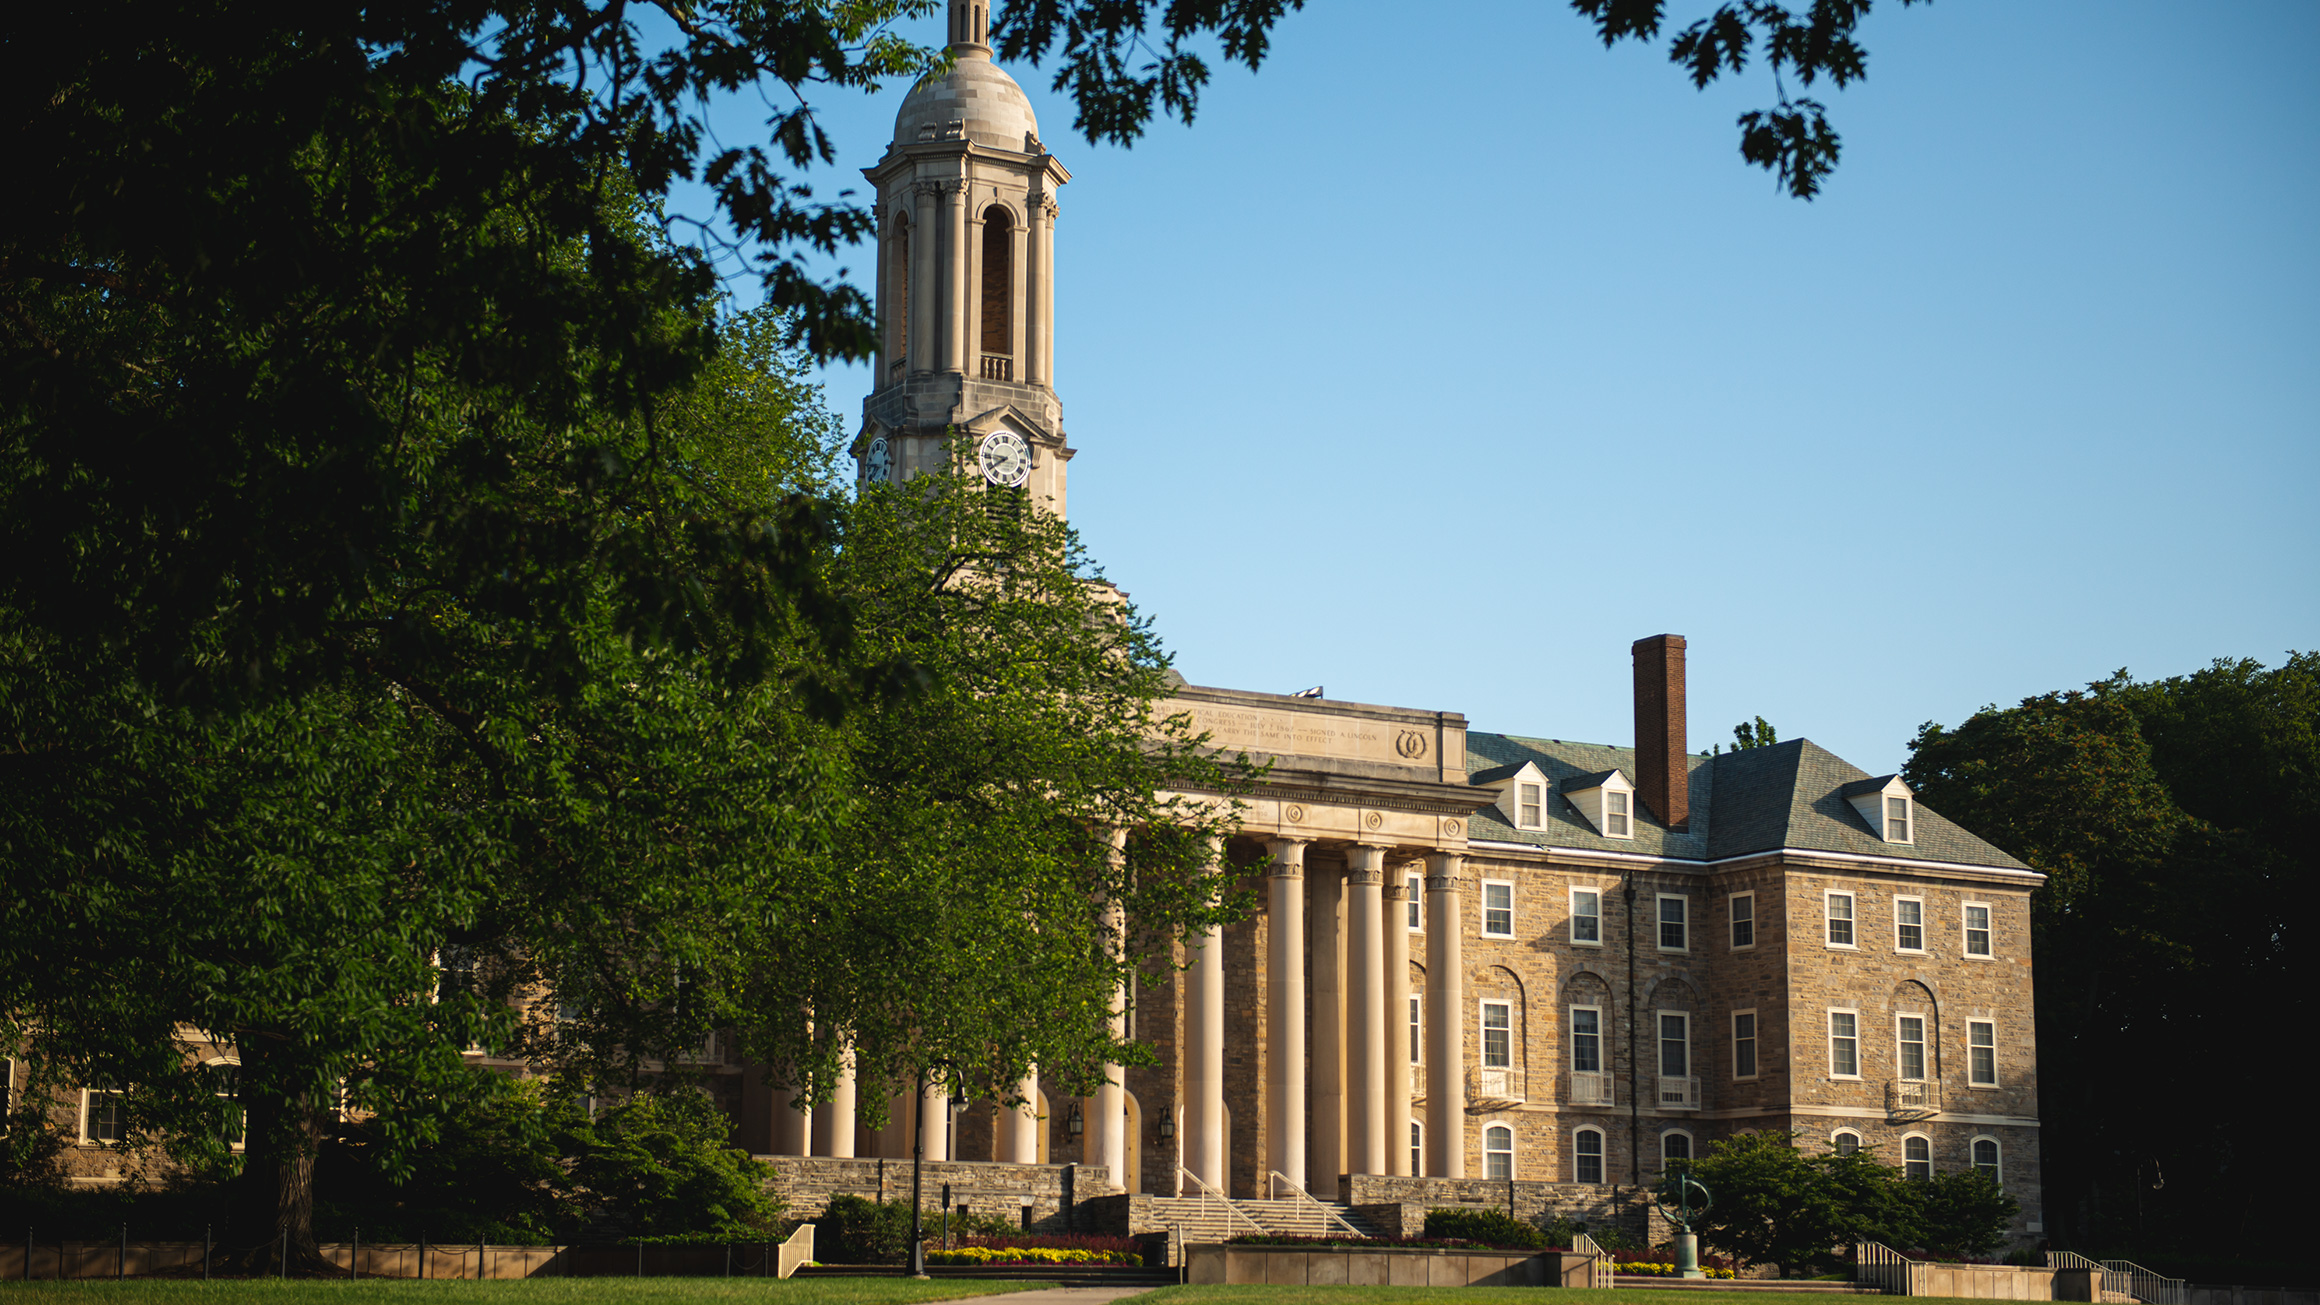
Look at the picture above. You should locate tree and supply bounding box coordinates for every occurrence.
[1722,716,1780,752]
[1904,656,2316,1266]
[1680,1130,2002,1275]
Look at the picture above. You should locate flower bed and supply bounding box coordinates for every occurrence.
[1616,1261,1739,1279]
[1228,1233,1571,1253]
[926,1246,1140,1266]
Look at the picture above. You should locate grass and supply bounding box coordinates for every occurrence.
[1140,1291,2001,1305]
[0,1280,1041,1303]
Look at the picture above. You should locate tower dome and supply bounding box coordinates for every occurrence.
[892,5,1039,151]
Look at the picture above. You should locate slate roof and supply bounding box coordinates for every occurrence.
[1463,734,2030,873]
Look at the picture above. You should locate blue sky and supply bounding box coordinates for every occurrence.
[700,0,2318,774]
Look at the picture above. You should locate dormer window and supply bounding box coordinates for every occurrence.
[1472,760,1552,832]
[1562,770,1638,841]
[1842,775,1916,845]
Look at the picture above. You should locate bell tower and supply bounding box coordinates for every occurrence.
[856,0,1073,515]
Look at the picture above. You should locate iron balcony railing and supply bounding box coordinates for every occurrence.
[1886,1078,1942,1120]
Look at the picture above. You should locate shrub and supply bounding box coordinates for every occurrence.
[927,1246,1140,1266]
[1424,1207,1550,1250]
[818,1194,919,1264]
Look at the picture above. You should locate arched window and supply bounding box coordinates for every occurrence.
[1971,1136,2001,1182]
[1661,1129,1693,1171]
[1574,1127,1605,1184]
[1410,1121,1423,1177]
[1832,1129,1862,1156]
[1485,1125,1515,1179]
[202,1060,243,1147]
[1903,1133,1932,1180]
[979,206,1013,376]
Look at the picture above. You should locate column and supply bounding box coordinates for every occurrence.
[1008,212,1029,372]
[910,182,938,375]
[1310,861,1345,1197]
[1023,193,1046,386]
[919,1078,951,1162]
[1265,838,1309,1192]
[944,180,968,374]
[998,1068,1040,1164]
[1183,840,1227,1193]
[771,1081,812,1155]
[879,1090,910,1158]
[1346,846,1388,1179]
[1090,830,1127,1184]
[1035,199,1056,386]
[1384,871,1413,1176]
[1425,852,1466,1177]
[813,1047,857,1157]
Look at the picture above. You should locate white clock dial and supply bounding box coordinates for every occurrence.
[864,435,892,485]
[977,430,1032,488]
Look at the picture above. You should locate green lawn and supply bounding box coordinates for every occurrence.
[1139,1290,1884,1305]
[0,1280,1040,1303]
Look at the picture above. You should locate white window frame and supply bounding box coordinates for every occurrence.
[1660,1128,1695,1172]
[1963,901,1994,958]
[1825,890,1858,949]
[1831,1128,1863,1156]
[1729,891,1756,950]
[1731,1008,1760,1081]
[1483,1123,1516,1180]
[1479,999,1514,1070]
[1902,1131,1933,1180]
[1409,994,1423,1065]
[1657,1009,1691,1078]
[1573,1126,1606,1185]
[80,1086,125,1145]
[1894,1013,1928,1082]
[1605,789,1632,838]
[1480,879,1516,938]
[1967,1019,1998,1087]
[1569,887,1603,947]
[1828,1008,1862,1079]
[1885,794,1914,844]
[1894,895,1926,954]
[1656,893,1689,953]
[1407,875,1424,932]
[1970,1135,2003,1183]
[1570,1004,1605,1075]
[201,1056,246,1151]
[1410,1120,1424,1177]
[1516,781,1546,830]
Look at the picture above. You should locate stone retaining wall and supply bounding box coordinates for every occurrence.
[1342,1174,1665,1243]
[763,1155,1117,1234]
[1186,1243,1598,1288]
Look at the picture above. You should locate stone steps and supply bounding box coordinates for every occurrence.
[1611,1276,1885,1293]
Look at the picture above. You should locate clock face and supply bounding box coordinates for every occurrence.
[977,430,1032,489]
[863,435,891,485]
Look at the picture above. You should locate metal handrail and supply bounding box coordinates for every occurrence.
[1264,1170,1368,1239]
[1574,1232,1616,1289]
[1176,1165,1267,1238]
[2102,1258,2189,1305]
[1855,1240,1912,1295]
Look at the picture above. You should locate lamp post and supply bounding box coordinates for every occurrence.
[908,1068,930,1279]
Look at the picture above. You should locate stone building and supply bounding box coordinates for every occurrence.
[751,0,2047,1244]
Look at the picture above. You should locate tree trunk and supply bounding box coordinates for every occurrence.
[222,1038,340,1275]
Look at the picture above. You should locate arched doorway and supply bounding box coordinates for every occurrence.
[1122,1090,1142,1194]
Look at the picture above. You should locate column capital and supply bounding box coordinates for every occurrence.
[1345,843,1386,885]
[1425,850,1464,893]
[1265,836,1309,877]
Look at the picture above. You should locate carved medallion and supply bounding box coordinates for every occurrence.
[1442,819,1463,838]
[1284,804,1306,824]
[1396,729,1429,760]
[1364,811,1385,831]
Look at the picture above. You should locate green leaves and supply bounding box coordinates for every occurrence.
[1681,1130,2016,1273]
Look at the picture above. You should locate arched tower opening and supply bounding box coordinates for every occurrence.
[888,213,911,376]
[980,205,1013,378]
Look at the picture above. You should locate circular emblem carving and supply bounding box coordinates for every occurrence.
[1284,804,1306,824]
[1442,819,1463,837]
[1364,811,1385,831]
[1395,729,1429,760]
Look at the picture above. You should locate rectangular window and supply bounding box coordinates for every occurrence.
[1886,795,1912,842]
[1518,782,1544,828]
[1826,891,1856,947]
[1410,996,1422,1064]
[1571,888,1602,945]
[1575,1129,1604,1185]
[1482,881,1514,937]
[1829,1010,1860,1078]
[1659,1011,1690,1077]
[1964,903,1993,957]
[1607,791,1631,837]
[1895,897,1925,952]
[1481,1001,1512,1069]
[1897,1015,1926,1080]
[1969,1020,1998,1085]
[1730,892,1755,949]
[82,1087,125,1144]
[1408,876,1423,931]
[1571,1006,1603,1073]
[1732,1011,1759,1079]
[1657,894,1688,951]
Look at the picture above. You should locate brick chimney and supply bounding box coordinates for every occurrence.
[1632,634,1689,832]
